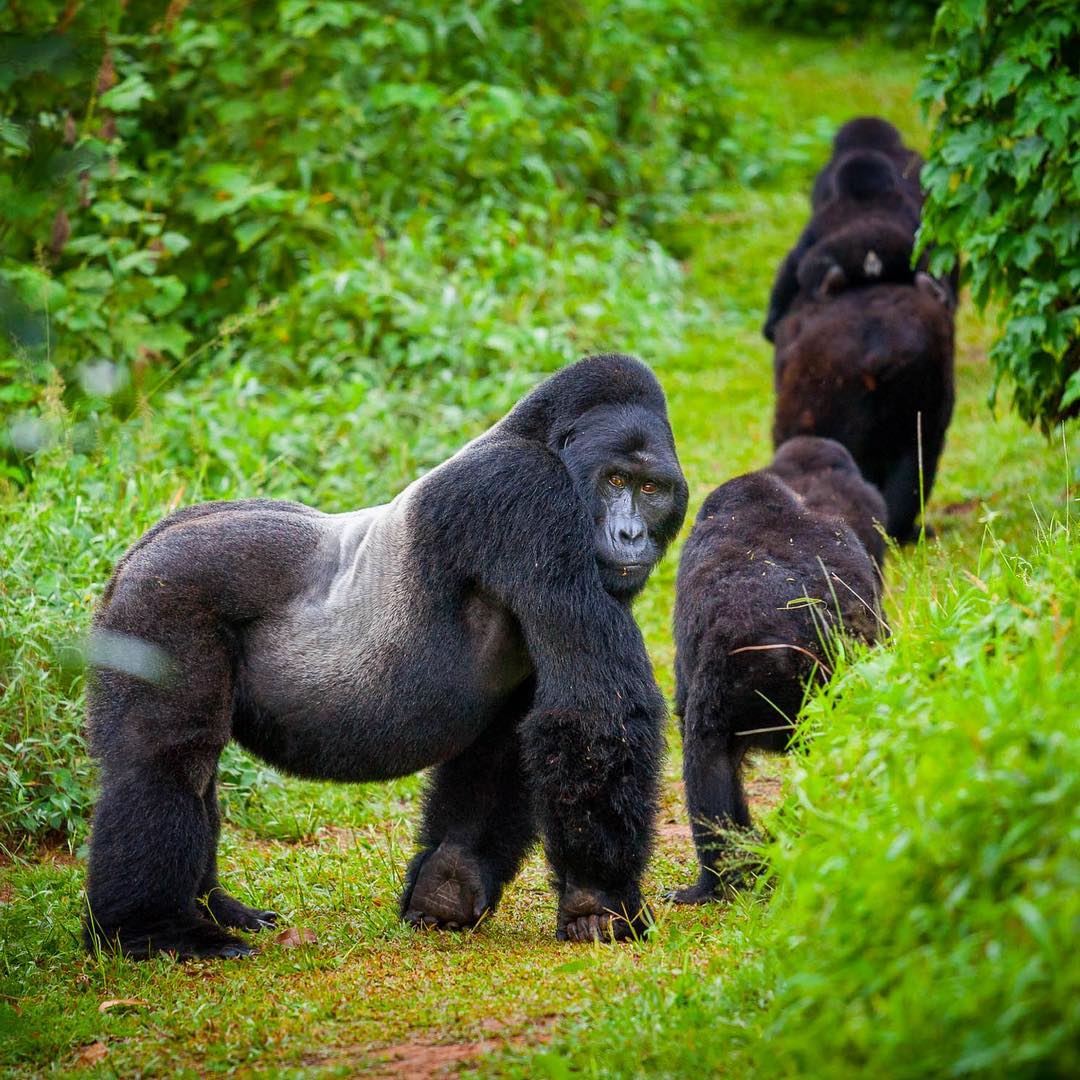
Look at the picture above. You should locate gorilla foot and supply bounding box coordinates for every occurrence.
[666,859,762,905]
[664,882,719,905]
[85,914,255,960]
[203,889,278,931]
[403,842,491,931]
[557,885,653,943]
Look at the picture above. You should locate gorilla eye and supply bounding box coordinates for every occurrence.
[640,481,659,495]
[607,474,626,488]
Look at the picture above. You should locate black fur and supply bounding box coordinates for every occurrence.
[772,282,956,542]
[668,438,884,904]
[810,117,924,210]
[83,354,688,958]
[764,117,955,343]
[768,436,888,567]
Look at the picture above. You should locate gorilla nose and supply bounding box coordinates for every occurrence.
[610,518,648,561]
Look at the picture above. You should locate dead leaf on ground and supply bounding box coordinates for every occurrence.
[274,927,318,948]
[99,997,149,1014]
[75,1042,108,1066]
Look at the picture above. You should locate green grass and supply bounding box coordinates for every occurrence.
[2,20,1078,1079]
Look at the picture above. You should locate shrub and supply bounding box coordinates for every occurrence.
[0,0,732,462]
[730,0,939,42]
[918,0,1080,431]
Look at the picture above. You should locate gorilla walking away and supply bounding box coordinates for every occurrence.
[772,280,955,542]
[668,437,884,904]
[763,116,954,342]
[84,354,689,959]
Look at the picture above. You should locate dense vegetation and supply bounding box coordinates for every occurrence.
[1,0,730,481]
[918,0,1080,431]
[1,3,1077,1077]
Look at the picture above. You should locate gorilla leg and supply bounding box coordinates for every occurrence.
[198,774,278,932]
[84,761,252,959]
[402,686,537,931]
[518,607,665,944]
[880,442,939,542]
[83,590,256,959]
[669,731,751,905]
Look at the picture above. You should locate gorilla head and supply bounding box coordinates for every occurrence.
[556,403,687,599]
[768,436,888,566]
[831,116,905,156]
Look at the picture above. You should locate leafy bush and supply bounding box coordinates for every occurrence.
[0,0,731,465]
[505,521,1080,1077]
[918,0,1080,431]
[730,0,939,42]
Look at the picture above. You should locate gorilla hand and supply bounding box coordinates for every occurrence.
[402,842,492,931]
[557,884,654,944]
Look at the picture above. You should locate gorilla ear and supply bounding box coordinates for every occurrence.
[915,271,950,308]
[818,264,847,298]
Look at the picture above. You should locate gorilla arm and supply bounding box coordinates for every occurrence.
[763,225,819,343]
[438,441,665,942]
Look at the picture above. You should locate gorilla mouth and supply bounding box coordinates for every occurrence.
[600,559,651,579]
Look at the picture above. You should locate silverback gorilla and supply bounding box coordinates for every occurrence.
[772,281,955,542]
[83,354,689,959]
[668,437,884,904]
[763,117,953,342]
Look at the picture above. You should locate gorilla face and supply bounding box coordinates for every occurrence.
[557,404,688,600]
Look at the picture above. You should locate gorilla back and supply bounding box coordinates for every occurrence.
[84,353,688,959]
[772,282,955,541]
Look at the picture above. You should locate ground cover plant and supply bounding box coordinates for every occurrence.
[1,5,1078,1077]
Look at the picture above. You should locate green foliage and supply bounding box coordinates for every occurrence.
[918,0,1080,431]
[731,0,938,42]
[0,0,731,457]
[504,520,1080,1077]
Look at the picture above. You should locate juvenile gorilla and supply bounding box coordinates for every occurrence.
[809,116,925,211]
[83,354,689,959]
[668,438,884,904]
[763,117,949,342]
[772,281,956,542]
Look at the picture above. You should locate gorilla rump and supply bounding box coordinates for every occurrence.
[763,117,949,342]
[668,437,884,904]
[83,354,689,959]
[772,280,955,542]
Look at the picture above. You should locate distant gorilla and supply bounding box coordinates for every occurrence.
[772,281,956,542]
[83,354,689,959]
[763,117,953,342]
[668,438,884,904]
[810,116,924,210]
